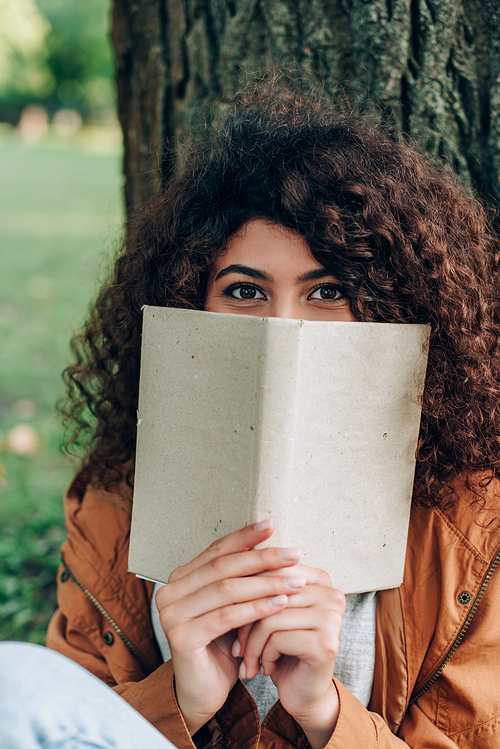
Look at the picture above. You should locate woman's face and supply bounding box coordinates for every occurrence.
[205,219,357,322]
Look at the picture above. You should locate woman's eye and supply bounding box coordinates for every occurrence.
[227,284,265,300]
[309,285,345,301]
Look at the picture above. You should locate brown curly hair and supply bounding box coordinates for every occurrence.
[61,88,500,510]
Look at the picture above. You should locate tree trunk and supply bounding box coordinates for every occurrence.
[111,0,500,220]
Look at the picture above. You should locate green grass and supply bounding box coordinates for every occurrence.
[0,126,123,642]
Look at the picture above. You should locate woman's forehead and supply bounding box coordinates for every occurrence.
[216,218,322,274]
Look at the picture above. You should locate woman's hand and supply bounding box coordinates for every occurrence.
[233,565,346,749]
[155,520,305,735]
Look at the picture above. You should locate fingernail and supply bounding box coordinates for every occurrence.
[232,639,241,657]
[285,575,306,589]
[239,662,246,679]
[278,547,301,562]
[254,518,272,532]
[269,594,288,607]
[260,664,265,676]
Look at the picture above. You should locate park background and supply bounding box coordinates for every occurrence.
[0,0,122,642]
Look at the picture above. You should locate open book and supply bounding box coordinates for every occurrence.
[129,306,429,593]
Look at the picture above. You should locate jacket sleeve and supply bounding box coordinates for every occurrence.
[259,681,462,749]
[113,662,262,749]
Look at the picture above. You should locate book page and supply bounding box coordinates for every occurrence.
[285,322,427,591]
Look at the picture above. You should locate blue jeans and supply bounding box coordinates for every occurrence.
[0,642,176,748]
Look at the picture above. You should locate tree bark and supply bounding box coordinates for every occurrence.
[111,0,500,219]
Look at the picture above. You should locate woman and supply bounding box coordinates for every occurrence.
[48,88,500,748]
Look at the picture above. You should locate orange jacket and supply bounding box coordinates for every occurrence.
[47,472,500,748]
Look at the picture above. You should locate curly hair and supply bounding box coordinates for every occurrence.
[61,88,500,511]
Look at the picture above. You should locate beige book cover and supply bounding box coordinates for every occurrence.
[129,306,429,593]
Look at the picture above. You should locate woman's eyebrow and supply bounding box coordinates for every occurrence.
[295,268,334,283]
[215,264,272,281]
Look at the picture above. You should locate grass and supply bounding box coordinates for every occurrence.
[0,125,123,642]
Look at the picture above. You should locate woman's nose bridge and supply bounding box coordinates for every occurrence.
[269,291,302,319]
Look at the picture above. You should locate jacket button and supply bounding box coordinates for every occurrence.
[457,591,472,605]
[60,569,70,583]
[103,632,115,646]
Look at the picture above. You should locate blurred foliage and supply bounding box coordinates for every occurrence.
[0,0,115,124]
[0,129,122,642]
[0,514,66,642]
[0,0,52,101]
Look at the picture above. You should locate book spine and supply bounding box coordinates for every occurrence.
[252,320,303,547]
